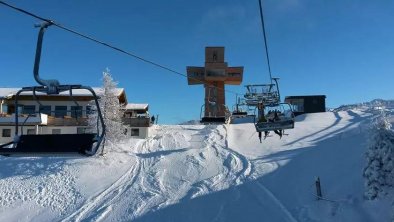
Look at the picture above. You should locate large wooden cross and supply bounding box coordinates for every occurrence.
[187,47,244,122]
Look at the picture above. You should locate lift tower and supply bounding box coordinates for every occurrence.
[187,47,244,123]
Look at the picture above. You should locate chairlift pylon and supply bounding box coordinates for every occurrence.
[0,22,105,156]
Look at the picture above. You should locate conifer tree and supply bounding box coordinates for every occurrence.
[363,111,394,200]
[88,69,125,154]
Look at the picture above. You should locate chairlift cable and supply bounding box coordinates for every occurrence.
[258,0,273,84]
[0,0,241,96]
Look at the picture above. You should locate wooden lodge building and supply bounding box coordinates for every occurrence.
[0,87,151,145]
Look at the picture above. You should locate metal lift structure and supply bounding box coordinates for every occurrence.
[0,22,105,155]
[248,0,295,134]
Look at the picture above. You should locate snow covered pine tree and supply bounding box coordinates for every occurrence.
[363,112,394,200]
[88,69,125,154]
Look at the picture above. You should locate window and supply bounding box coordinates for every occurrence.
[228,72,240,77]
[55,106,67,118]
[52,129,61,134]
[71,106,83,118]
[130,128,139,136]
[23,105,36,115]
[1,104,8,114]
[6,105,15,115]
[289,99,304,112]
[27,129,35,135]
[77,127,88,134]
[206,69,225,77]
[2,129,11,137]
[17,105,23,114]
[39,105,51,116]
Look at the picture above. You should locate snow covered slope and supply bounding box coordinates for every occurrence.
[0,109,392,221]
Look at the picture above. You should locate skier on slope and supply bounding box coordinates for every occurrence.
[257,102,268,143]
[271,110,283,139]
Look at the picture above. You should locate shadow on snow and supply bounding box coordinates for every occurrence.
[131,113,374,222]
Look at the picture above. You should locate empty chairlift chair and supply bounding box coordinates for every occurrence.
[244,78,281,107]
[0,22,105,155]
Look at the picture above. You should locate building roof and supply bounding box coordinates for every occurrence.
[285,95,326,99]
[0,88,153,114]
[0,87,124,97]
[124,103,149,110]
[0,88,20,99]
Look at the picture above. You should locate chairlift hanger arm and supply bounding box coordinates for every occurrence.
[272,78,281,101]
[32,87,43,107]
[13,88,31,136]
[34,22,61,94]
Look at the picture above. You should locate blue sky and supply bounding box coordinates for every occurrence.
[1,0,394,124]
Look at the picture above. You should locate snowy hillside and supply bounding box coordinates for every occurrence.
[335,99,394,113]
[0,108,393,221]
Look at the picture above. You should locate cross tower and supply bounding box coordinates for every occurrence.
[187,47,244,123]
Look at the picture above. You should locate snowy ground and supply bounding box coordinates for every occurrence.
[0,108,392,221]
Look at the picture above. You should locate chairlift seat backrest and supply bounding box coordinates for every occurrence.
[0,134,97,154]
[255,119,294,132]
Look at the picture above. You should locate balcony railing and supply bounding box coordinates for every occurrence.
[47,116,89,126]
[0,113,48,125]
[122,117,151,127]
[1,113,152,127]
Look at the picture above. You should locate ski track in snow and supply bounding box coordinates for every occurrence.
[61,157,141,222]
[222,125,252,184]
[248,181,298,222]
[63,124,295,221]
[209,125,297,222]
[184,125,252,198]
[77,124,261,221]
[131,125,216,218]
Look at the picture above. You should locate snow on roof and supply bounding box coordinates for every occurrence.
[0,88,20,99]
[124,103,149,110]
[0,87,125,98]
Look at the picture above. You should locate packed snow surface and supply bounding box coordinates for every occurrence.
[0,109,392,221]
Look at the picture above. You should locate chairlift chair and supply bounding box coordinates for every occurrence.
[244,78,281,107]
[0,22,105,156]
[227,96,258,124]
[254,102,295,132]
[231,97,248,117]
